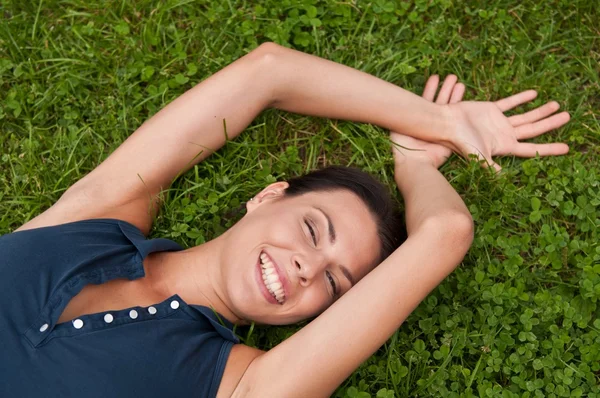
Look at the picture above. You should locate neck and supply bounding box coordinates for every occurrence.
[144,233,244,325]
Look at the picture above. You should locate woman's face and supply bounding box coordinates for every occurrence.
[218,182,381,325]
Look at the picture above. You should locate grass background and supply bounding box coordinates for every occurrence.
[1,0,599,396]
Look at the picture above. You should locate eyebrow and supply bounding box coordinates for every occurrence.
[339,265,355,287]
[313,206,355,288]
[314,206,336,244]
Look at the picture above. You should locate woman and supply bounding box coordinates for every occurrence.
[0,43,569,397]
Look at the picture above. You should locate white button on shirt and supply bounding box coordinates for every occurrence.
[73,319,84,329]
[129,310,138,319]
[148,306,157,315]
[39,323,49,332]
[170,300,180,310]
[104,314,114,323]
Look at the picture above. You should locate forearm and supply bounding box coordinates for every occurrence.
[85,43,457,213]
[266,43,452,143]
[394,158,471,235]
[117,43,451,192]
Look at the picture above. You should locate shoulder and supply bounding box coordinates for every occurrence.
[216,344,265,398]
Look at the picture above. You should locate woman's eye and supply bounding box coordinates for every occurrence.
[305,220,317,245]
[326,271,337,296]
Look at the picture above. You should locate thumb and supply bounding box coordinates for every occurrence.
[478,155,501,173]
[461,142,501,173]
[488,160,502,173]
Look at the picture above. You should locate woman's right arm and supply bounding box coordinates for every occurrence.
[232,157,474,397]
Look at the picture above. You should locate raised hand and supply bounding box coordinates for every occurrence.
[391,75,464,169]
[444,91,570,171]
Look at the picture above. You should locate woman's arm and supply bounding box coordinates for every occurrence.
[67,42,449,201]
[29,43,446,234]
[28,42,566,234]
[262,43,569,170]
[233,155,473,397]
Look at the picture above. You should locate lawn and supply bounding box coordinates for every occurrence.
[1,0,599,396]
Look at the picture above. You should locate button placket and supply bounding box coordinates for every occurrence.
[33,294,187,344]
[25,258,182,346]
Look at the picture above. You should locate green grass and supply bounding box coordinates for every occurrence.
[1,0,599,396]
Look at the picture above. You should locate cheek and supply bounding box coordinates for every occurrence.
[267,285,332,325]
[245,210,302,246]
[297,284,332,318]
[267,217,305,246]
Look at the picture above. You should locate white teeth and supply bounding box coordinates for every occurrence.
[260,252,285,304]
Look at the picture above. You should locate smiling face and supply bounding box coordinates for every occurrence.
[217,183,381,325]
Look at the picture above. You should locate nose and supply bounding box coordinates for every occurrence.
[293,252,327,287]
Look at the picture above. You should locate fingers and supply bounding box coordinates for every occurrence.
[436,75,458,104]
[508,101,561,127]
[509,142,570,158]
[422,75,440,102]
[422,74,464,104]
[514,111,571,140]
[495,90,538,112]
[449,83,465,103]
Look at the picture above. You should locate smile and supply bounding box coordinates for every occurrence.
[260,252,286,304]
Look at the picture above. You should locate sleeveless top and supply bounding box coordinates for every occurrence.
[0,218,239,398]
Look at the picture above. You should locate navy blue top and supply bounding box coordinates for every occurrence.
[0,218,239,398]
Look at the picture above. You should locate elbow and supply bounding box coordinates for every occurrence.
[423,210,474,260]
[251,42,283,69]
[248,42,284,107]
[254,41,283,56]
[454,211,474,254]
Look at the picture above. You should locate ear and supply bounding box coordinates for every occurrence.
[246,181,290,213]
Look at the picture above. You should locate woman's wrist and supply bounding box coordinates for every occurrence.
[393,150,437,169]
[390,102,457,149]
[394,156,437,170]
[431,104,459,152]
[393,157,438,192]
